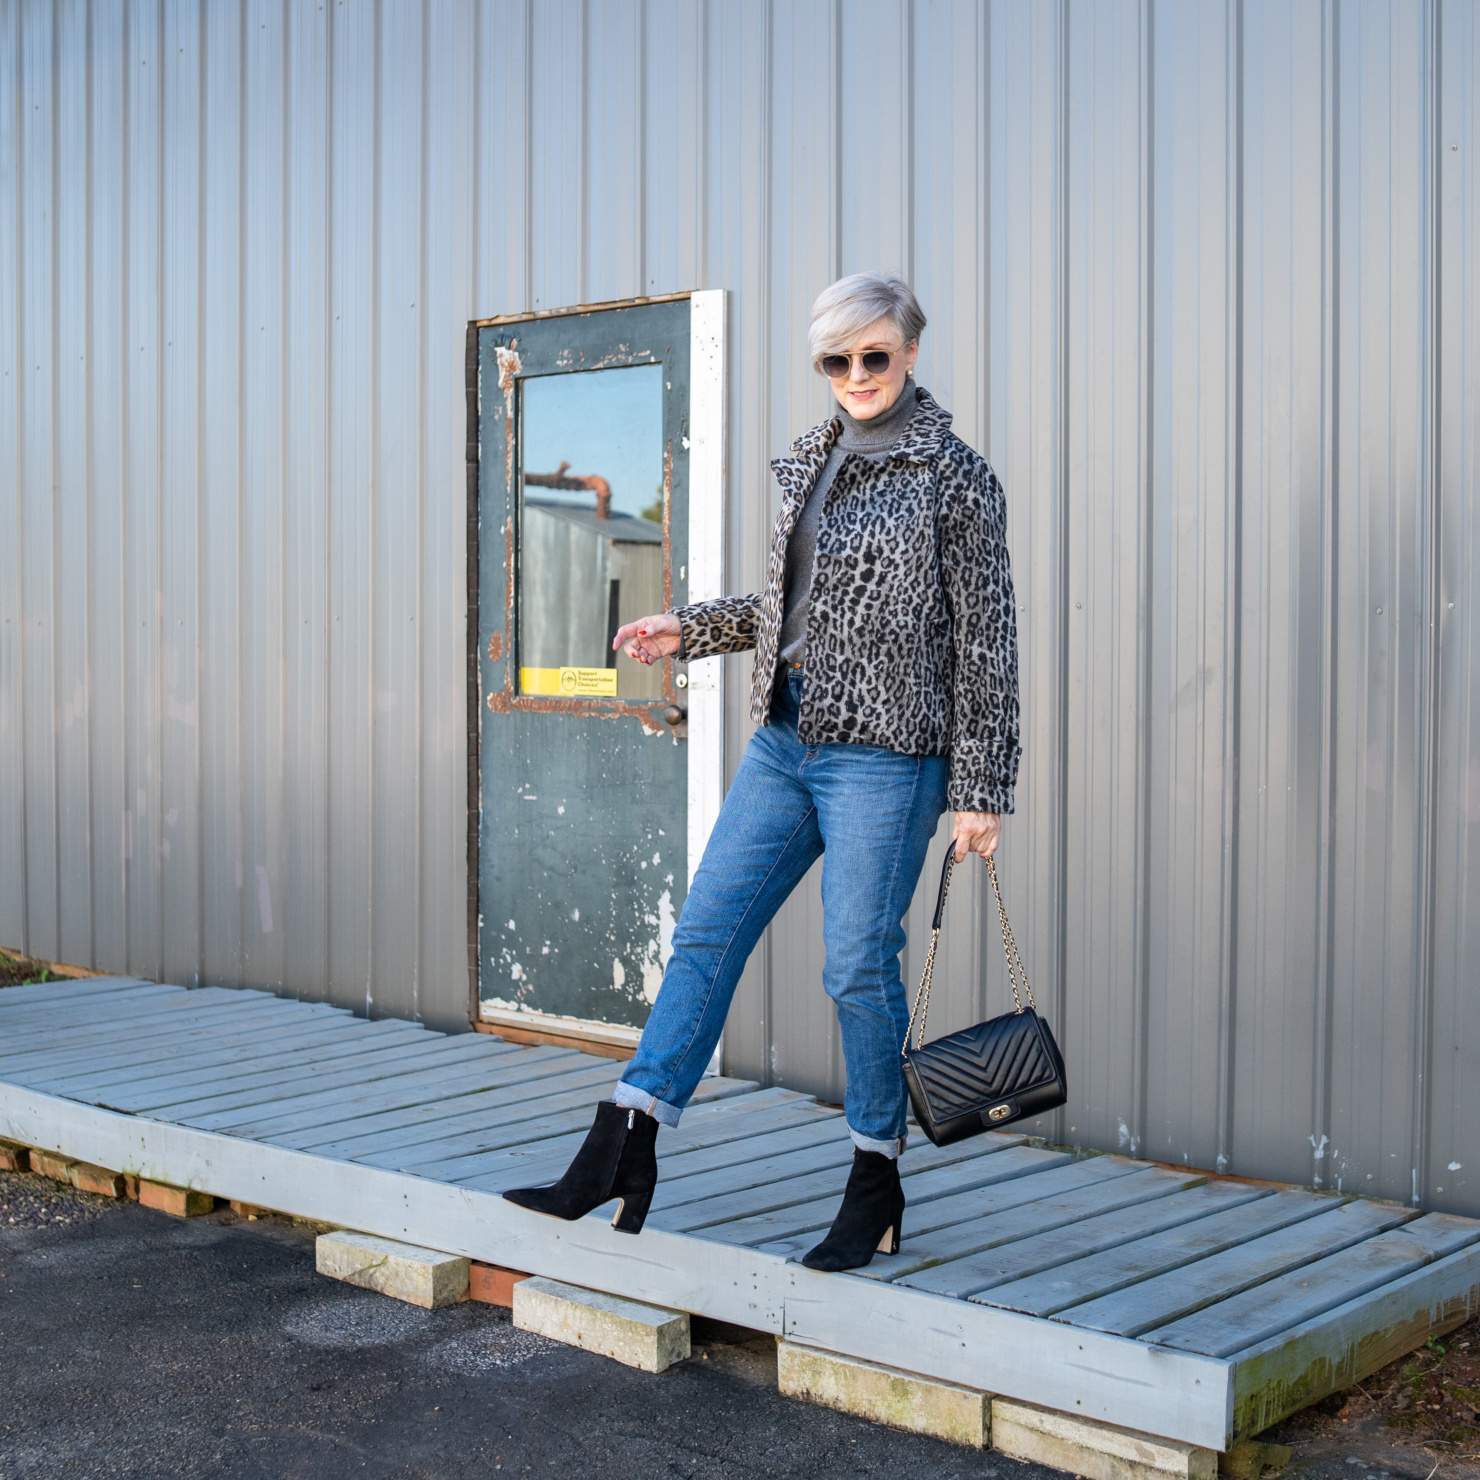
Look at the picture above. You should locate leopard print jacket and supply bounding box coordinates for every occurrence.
[672,386,1020,814]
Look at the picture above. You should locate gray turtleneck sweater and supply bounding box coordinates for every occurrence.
[777,384,919,666]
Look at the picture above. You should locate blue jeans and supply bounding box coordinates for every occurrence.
[615,668,949,1156]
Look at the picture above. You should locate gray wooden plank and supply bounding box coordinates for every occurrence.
[0,1008,364,1087]
[956,1179,1266,1304]
[654,1117,853,1190]
[650,1133,858,1213]
[845,1156,1161,1280]
[991,1187,1341,1317]
[67,1019,512,1106]
[899,1169,1211,1298]
[0,1076,1236,1451]
[334,1074,764,1169]
[647,1133,1026,1235]
[121,1039,524,1125]
[388,1098,837,1184]
[121,1031,479,1118]
[439,1091,827,1188]
[287,1061,621,1155]
[155,1036,503,1127]
[287,1077,805,1178]
[409,1091,824,1183]
[18,1010,438,1098]
[179,1043,582,1135]
[1064,1199,1418,1337]
[0,994,350,1072]
[0,988,276,1049]
[0,979,179,1016]
[254,1052,607,1148]
[1227,1241,1480,1442]
[1145,1212,1480,1358]
[696,1143,1069,1250]
[38,1014,379,1096]
[331,1069,739,1164]
[0,973,157,1002]
[0,982,307,1031]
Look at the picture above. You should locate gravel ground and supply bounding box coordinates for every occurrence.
[2,1167,1476,1480]
[0,1170,117,1231]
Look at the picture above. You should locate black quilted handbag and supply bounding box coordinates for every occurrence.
[901,851,1068,1146]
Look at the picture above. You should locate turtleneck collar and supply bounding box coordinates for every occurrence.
[834,379,919,454]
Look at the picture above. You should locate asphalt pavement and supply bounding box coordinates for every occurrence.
[1,1175,1040,1480]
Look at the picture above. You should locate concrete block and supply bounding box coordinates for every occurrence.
[70,1163,127,1198]
[469,1262,529,1307]
[30,1150,78,1183]
[138,1180,215,1218]
[992,1399,1218,1480]
[1219,1441,1291,1479]
[778,1341,990,1447]
[315,1231,470,1310]
[513,1276,690,1373]
[0,1139,31,1173]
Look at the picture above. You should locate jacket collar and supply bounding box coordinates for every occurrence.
[772,384,953,489]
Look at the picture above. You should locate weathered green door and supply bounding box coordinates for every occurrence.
[476,298,692,1036]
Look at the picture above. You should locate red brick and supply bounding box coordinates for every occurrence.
[228,1200,267,1218]
[123,1173,140,1201]
[138,1180,214,1217]
[30,1150,77,1184]
[468,1262,530,1306]
[70,1163,127,1198]
[0,1140,30,1173]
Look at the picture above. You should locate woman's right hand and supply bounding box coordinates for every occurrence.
[613,611,682,666]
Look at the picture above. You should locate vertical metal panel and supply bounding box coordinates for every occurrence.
[2,0,1475,1208]
[1232,0,1333,1187]
[55,0,94,972]
[1431,0,1480,1215]
[0,0,25,957]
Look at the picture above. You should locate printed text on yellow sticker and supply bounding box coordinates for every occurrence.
[520,666,619,697]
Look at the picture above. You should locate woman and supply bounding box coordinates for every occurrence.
[504,273,1020,1272]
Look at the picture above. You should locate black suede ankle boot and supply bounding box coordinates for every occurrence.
[502,1101,660,1234]
[800,1148,904,1271]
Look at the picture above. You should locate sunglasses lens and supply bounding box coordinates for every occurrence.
[821,355,850,378]
[862,351,892,374]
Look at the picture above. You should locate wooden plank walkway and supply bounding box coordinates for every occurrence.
[3,977,1477,1452]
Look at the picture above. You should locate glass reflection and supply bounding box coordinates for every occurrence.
[518,363,666,701]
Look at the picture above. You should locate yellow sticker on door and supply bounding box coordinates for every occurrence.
[521,666,619,697]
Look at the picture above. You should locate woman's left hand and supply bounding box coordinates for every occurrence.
[951,812,1001,863]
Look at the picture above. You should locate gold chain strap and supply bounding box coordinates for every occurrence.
[903,852,1037,1055]
[987,855,1037,1014]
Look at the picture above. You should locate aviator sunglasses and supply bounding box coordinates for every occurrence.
[816,347,903,379]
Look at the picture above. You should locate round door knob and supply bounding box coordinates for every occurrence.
[663,705,687,727]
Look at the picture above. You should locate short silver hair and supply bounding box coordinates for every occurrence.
[808,272,927,367]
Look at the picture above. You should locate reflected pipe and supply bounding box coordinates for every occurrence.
[525,460,613,519]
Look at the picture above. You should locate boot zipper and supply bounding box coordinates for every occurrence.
[627,1109,635,1130]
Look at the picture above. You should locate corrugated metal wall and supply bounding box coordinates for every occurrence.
[2,0,1475,1213]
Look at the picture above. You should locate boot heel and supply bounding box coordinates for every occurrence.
[876,1223,899,1256]
[611,1184,654,1235]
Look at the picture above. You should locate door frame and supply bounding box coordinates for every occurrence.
[463,290,727,1050]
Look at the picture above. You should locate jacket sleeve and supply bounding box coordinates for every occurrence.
[938,456,1021,815]
[670,593,763,660]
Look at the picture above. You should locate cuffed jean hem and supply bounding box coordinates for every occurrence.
[612,1081,683,1129]
[849,1125,908,1159]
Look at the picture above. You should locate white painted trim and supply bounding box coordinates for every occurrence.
[477,1003,642,1049]
[687,288,727,1077]
[0,1081,1233,1448]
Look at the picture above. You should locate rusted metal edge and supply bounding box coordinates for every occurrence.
[470,289,695,328]
[485,690,672,727]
